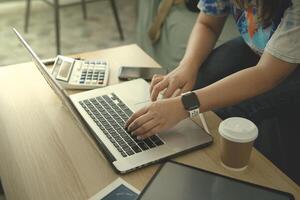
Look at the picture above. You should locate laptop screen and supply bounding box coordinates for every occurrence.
[13,28,68,102]
[13,28,87,130]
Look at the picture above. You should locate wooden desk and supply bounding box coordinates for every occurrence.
[0,44,299,200]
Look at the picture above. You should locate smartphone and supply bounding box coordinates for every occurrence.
[118,66,168,81]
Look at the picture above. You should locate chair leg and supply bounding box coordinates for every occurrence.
[81,0,87,20]
[24,0,31,33]
[54,0,61,54]
[109,0,124,40]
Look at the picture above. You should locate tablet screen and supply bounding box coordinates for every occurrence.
[138,162,294,200]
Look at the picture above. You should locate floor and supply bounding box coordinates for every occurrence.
[0,0,137,67]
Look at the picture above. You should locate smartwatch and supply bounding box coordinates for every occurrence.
[181,91,200,118]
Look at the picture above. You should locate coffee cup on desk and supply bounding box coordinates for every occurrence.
[219,117,258,171]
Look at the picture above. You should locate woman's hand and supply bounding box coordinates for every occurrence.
[150,66,198,101]
[125,97,189,140]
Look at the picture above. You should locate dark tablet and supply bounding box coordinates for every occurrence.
[137,161,294,200]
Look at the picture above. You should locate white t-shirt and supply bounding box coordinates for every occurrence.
[266,0,300,63]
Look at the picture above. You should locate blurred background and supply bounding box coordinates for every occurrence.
[0,0,137,66]
[0,0,238,69]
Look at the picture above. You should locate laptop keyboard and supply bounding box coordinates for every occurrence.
[79,93,164,157]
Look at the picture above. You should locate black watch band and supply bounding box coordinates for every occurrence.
[181,91,200,118]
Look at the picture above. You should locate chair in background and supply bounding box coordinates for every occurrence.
[24,0,124,54]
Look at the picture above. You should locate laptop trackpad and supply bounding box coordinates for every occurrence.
[132,93,165,111]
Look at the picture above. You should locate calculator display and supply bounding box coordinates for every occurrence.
[57,60,73,81]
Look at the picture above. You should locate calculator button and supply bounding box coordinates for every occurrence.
[95,64,105,67]
[98,81,103,84]
[80,81,84,84]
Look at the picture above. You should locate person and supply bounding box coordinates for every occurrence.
[125,0,300,141]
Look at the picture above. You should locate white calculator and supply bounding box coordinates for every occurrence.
[51,56,109,89]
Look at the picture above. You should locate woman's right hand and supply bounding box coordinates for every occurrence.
[149,65,198,101]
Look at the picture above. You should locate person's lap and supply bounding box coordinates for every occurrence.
[193,37,300,185]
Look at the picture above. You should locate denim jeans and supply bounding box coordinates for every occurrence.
[194,37,300,185]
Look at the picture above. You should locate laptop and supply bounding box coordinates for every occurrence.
[14,28,213,173]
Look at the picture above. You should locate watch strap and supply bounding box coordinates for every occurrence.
[189,108,200,118]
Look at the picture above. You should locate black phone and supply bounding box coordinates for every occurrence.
[118,66,168,81]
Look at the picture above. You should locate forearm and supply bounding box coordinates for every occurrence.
[195,52,298,112]
[180,14,227,71]
[196,66,280,112]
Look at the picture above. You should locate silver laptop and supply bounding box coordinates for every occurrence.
[14,28,213,173]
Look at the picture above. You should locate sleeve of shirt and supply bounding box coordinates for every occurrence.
[197,0,231,16]
[265,0,300,64]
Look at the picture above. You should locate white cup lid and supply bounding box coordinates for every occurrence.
[219,117,258,143]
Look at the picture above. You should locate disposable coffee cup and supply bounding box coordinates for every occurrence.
[219,117,258,171]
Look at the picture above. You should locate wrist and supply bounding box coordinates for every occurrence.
[179,58,200,72]
[174,97,189,120]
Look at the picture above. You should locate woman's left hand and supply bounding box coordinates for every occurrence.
[125,97,189,140]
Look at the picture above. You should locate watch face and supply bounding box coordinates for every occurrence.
[182,92,200,111]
